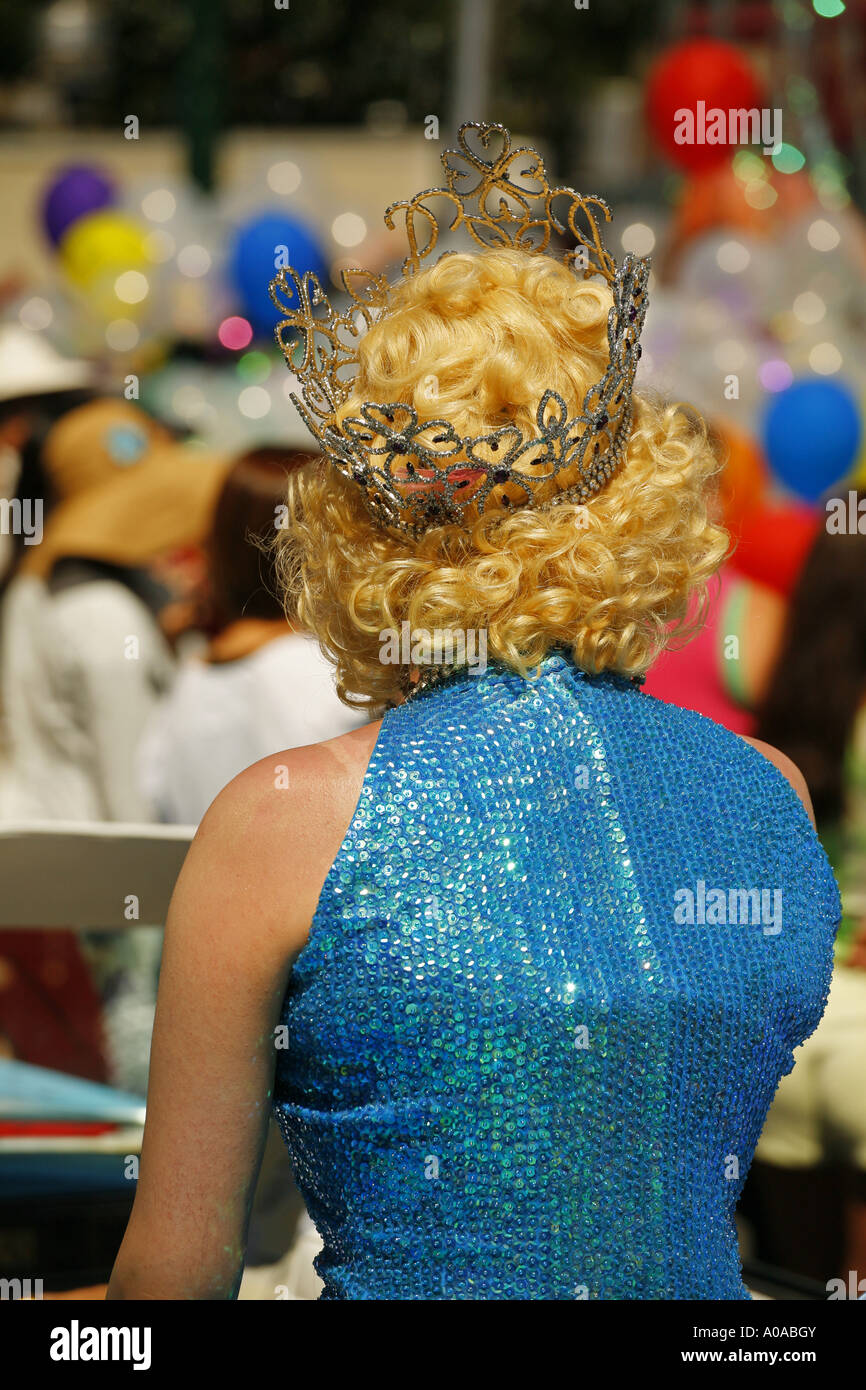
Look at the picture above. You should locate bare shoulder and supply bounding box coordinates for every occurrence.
[738,735,816,828]
[173,719,383,957]
[203,718,383,836]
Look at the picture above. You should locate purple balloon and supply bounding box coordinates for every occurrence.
[42,166,116,247]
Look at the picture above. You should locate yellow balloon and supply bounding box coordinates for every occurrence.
[59,210,150,288]
[849,399,866,487]
[852,441,866,489]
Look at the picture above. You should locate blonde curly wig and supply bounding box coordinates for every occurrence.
[276,247,729,711]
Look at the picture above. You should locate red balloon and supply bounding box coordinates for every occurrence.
[646,39,764,175]
[732,503,819,596]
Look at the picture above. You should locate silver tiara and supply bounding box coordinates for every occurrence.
[270,121,650,538]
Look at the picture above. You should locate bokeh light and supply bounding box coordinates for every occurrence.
[143,229,175,263]
[744,181,777,210]
[237,350,271,383]
[141,189,176,223]
[331,213,368,247]
[809,341,842,374]
[716,240,750,273]
[759,359,794,393]
[238,385,271,418]
[792,291,826,325]
[218,315,254,350]
[114,270,149,305]
[621,222,656,256]
[267,161,302,195]
[18,297,53,330]
[177,244,211,278]
[713,339,747,370]
[812,154,851,210]
[105,318,140,351]
[807,218,841,251]
[787,76,820,114]
[171,385,207,420]
[773,144,806,175]
[732,151,766,184]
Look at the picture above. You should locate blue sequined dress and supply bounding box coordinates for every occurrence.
[272,651,840,1299]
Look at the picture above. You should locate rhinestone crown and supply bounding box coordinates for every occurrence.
[270,121,650,538]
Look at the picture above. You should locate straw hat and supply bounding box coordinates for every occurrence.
[20,398,231,578]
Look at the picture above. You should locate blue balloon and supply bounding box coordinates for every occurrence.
[229,212,327,339]
[763,377,862,503]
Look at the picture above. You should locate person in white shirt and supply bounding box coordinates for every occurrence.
[0,397,229,1093]
[139,446,366,826]
[0,397,228,822]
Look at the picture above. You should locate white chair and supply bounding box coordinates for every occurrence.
[0,820,195,928]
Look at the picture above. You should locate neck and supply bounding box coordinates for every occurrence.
[205,617,297,664]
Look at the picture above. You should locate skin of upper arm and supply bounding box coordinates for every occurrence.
[106,731,373,1300]
[740,735,817,829]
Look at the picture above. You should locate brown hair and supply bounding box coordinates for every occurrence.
[205,446,318,631]
[755,501,866,825]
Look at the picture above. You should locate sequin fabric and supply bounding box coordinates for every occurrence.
[272,651,840,1299]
